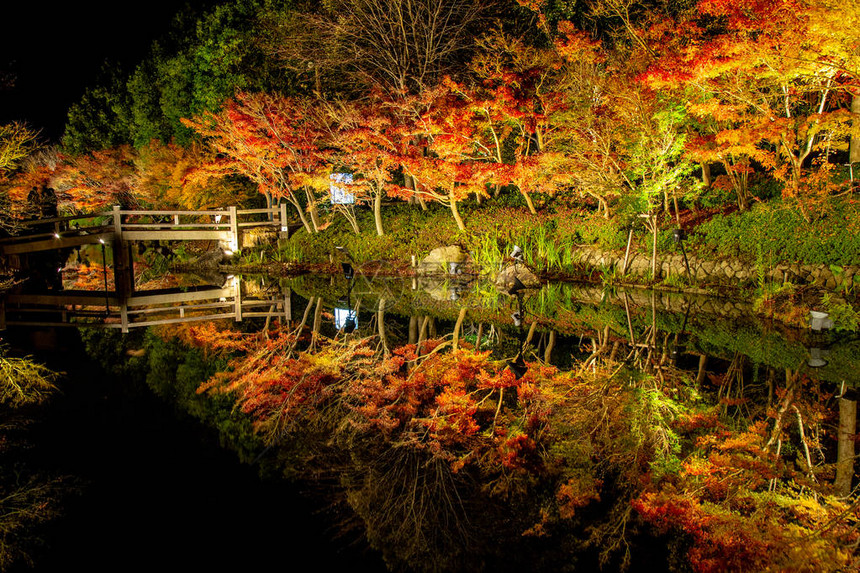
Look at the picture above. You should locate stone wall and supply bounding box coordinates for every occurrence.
[572,245,860,290]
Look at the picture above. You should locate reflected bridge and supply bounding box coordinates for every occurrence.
[0,277,293,333]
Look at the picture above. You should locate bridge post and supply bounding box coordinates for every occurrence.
[112,206,134,298]
[228,206,239,251]
[279,203,289,232]
[233,275,242,322]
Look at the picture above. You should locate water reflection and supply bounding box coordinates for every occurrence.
[0,275,291,332]
[161,274,858,572]
[8,272,860,572]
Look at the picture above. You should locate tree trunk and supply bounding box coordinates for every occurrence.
[525,320,537,347]
[312,296,323,336]
[835,397,857,496]
[406,174,429,210]
[373,192,384,236]
[544,330,556,363]
[696,355,708,386]
[292,201,313,234]
[851,93,860,169]
[408,316,418,345]
[521,190,537,215]
[651,217,658,279]
[452,307,467,348]
[449,189,466,232]
[701,162,712,188]
[305,188,321,232]
[265,191,274,221]
[377,298,389,357]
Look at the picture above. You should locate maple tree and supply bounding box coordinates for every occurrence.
[0,123,38,174]
[1,145,140,221]
[58,146,140,212]
[389,84,506,231]
[183,92,334,234]
[326,95,410,236]
[644,0,860,217]
[468,28,582,215]
[133,139,254,210]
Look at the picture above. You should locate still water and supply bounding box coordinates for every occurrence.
[4,272,858,572]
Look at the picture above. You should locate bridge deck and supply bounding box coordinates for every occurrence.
[0,204,297,256]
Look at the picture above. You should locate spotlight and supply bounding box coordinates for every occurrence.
[510,245,523,261]
[508,355,528,379]
[511,311,523,327]
[53,232,60,239]
[508,276,527,296]
[223,250,234,257]
[342,262,354,280]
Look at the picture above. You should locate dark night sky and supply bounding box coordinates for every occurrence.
[0,1,223,142]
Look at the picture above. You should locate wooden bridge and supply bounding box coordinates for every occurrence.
[0,277,293,333]
[0,204,300,295]
[0,205,300,332]
[0,204,297,256]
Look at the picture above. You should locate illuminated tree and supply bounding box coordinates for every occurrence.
[183,92,334,234]
[645,0,860,217]
[0,348,63,570]
[0,123,38,173]
[328,95,412,236]
[58,146,139,211]
[133,140,255,209]
[390,84,503,231]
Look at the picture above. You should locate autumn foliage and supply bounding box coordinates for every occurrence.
[177,316,860,573]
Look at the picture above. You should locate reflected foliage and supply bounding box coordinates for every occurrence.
[0,348,65,571]
[182,293,860,572]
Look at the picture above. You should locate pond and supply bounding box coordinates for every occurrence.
[3,271,859,572]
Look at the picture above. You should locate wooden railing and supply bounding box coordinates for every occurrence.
[0,280,293,333]
[0,204,294,255]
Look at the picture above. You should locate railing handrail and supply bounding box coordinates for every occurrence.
[119,209,232,217]
[18,205,285,226]
[19,212,113,226]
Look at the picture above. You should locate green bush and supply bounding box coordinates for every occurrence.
[695,199,860,266]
